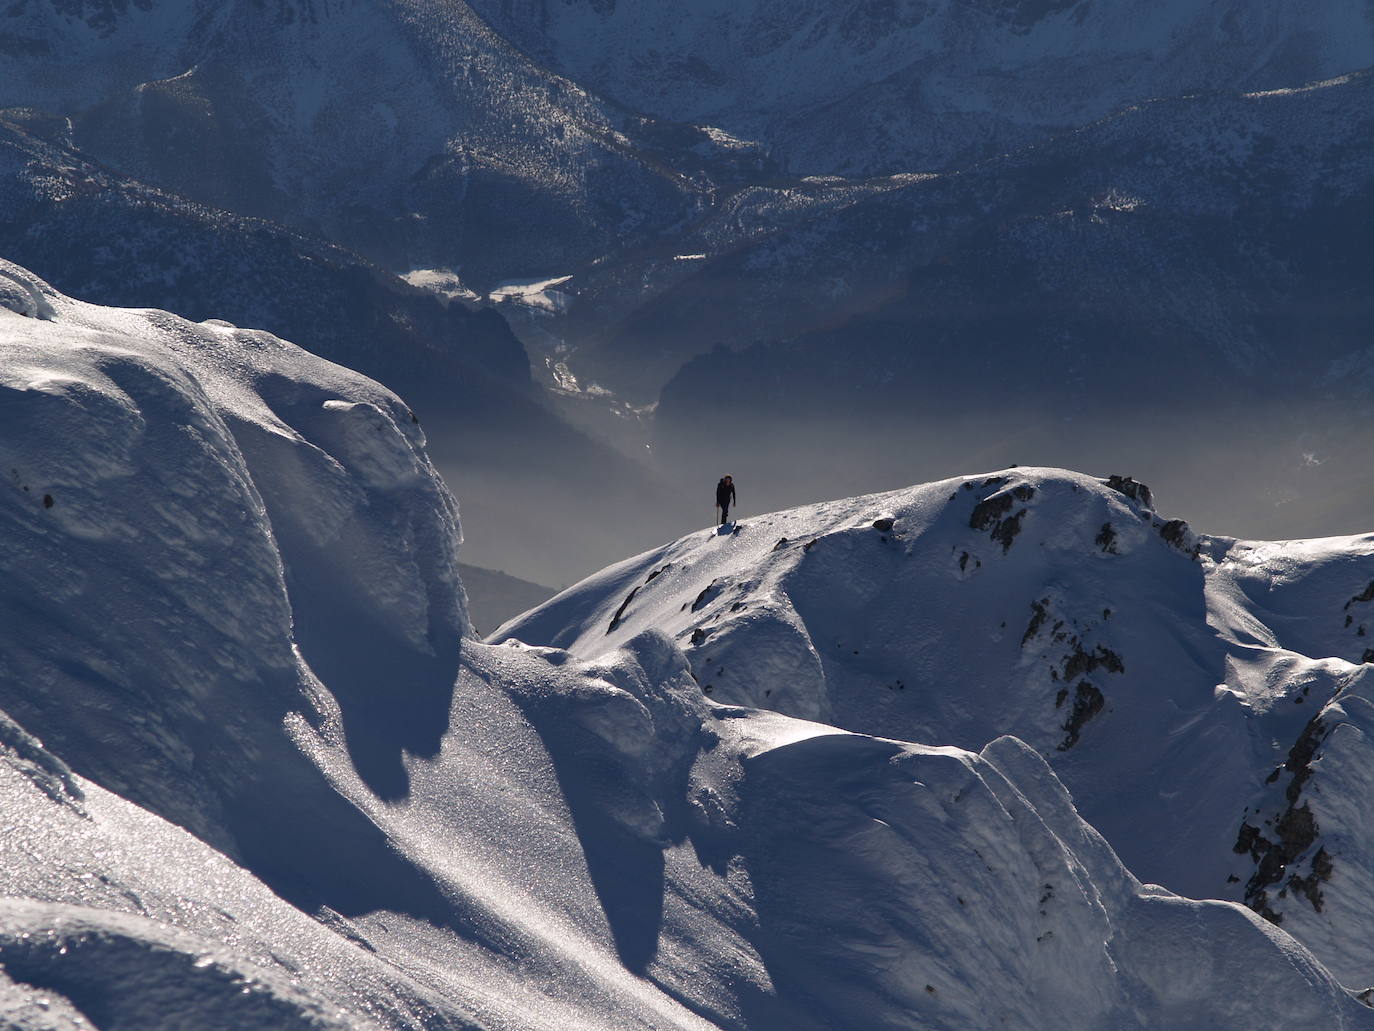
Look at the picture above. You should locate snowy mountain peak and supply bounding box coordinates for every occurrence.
[497,467,1374,985]
[496,467,1199,728]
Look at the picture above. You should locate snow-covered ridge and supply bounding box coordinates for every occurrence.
[4,266,1374,1027]
[497,467,1374,985]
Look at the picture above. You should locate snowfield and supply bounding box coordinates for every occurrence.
[4,260,1374,1027]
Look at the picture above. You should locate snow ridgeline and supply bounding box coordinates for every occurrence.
[1,259,1371,1028]
[499,466,1374,991]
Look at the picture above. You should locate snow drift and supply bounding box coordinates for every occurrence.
[3,261,1374,1027]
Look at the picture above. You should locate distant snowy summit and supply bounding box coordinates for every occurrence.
[4,263,1374,1028]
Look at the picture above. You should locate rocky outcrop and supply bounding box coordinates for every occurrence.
[1234,714,1334,923]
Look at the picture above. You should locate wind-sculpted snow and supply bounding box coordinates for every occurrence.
[498,468,1374,991]
[4,267,1374,1025]
[0,256,467,911]
[5,629,1368,1028]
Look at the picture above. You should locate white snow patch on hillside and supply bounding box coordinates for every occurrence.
[490,276,574,313]
[400,268,481,304]
[1245,72,1362,99]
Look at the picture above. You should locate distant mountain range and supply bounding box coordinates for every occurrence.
[640,70,1374,542]
[0,0,741,283]
[468,0,1374,174]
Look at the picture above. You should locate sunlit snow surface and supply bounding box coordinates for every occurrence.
[3,259,1374,1027]
[499,470,1374,991]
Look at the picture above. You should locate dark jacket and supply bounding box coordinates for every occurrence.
[716,479,736,507]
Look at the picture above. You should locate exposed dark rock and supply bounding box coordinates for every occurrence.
[690,580,720,612]
[1284,716,1328,805]
[970,484,1035,554]
[1157,518,1197,557]
[1062,643,1125,681]
[1234,823,1261,855]
[872,517,895,532]
[1021,598,1051,646]
[690,627,709,646]
[1236,713,1335,922]
[606,586,640,633]
[1104,475,1154,509]
[1244,804,1318,903]
[1094,522,1118,554]
[970,495,1015,526]
[1057,681,1104,750]
[644,564,672,584]
[1287,847,1333,912]
[1346,580,1374,610]
[773,537,789,551]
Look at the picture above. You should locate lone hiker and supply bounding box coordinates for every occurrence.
[716,475,736,525]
